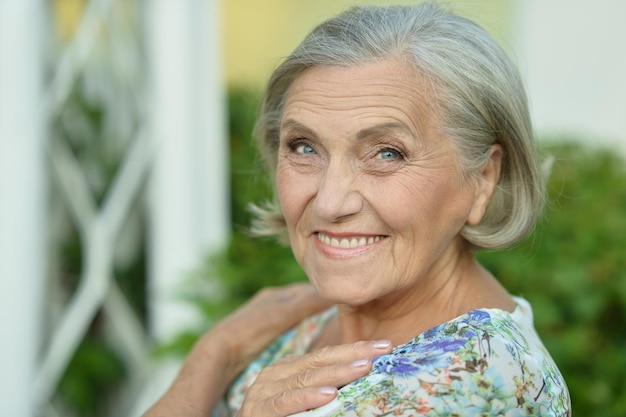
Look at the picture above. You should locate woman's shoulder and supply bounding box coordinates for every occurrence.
[326,297,571,417]
[232,300,571,417]
[375,297,556,381]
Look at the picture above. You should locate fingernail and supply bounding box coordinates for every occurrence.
[319,386,337,395]
[372,340,392,349]
[351,359,370,367]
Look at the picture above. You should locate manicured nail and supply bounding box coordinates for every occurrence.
[351,359,370,367]
[372,340,392,349]
[319,386,337,395]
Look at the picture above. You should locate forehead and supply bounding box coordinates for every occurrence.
[282,58,438,136]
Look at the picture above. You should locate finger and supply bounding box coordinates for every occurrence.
[239,386,338,417]
[271,339,393,375]
[282,356,375,392]
[241,283,331,336]
[285,283,333,315]
[259,283,331,317]
[308,339,393,366]
[212,284,332,374]
[248,341,393,398]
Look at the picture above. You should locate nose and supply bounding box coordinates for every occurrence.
[312,159,363,222]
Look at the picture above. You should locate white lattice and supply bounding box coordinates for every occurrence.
[0,0,227,414]
[35,0,151,415]
[30,0,229,415]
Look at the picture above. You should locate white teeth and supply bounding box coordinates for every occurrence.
[317,233,382,248]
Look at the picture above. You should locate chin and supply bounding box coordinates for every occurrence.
[310,279,374,306]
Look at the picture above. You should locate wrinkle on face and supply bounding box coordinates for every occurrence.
[283,63,438,144]
[275,58,480,313]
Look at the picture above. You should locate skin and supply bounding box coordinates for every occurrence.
[143,283,393,417]
[146,57,514,417]
[275,57,514,348]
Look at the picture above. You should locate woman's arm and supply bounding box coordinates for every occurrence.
[143,283,332,417]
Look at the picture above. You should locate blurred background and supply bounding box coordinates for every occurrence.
[0,0,624,416]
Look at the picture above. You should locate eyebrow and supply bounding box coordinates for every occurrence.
[280,119,416,141]
[280,119,320,140]
[356,122,417,141]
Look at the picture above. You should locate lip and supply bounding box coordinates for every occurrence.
[313,231,387,258]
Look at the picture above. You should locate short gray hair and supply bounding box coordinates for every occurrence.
[251,2,545,250]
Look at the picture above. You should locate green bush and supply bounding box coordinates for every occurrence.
[186,90,626,416]
[479,141,626,416]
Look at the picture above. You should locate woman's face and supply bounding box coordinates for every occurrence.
[276,58,493,307]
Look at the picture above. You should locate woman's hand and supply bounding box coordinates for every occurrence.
[237,340,394,417]
[144,283,331,417]
[210,282,333,379]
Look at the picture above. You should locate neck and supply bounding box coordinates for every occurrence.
[316,247,514,348]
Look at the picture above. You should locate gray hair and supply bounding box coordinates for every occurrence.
[251,2,545,250]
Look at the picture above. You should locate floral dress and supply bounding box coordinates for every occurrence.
[218,297,571,416]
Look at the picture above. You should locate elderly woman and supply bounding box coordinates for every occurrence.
[145,3,570,417]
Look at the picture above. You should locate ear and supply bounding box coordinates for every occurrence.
[467,144,503,226]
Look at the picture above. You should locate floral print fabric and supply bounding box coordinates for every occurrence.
[220,297,570,417]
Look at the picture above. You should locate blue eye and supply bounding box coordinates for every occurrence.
[378,148,401,160]
[295,143,316,154]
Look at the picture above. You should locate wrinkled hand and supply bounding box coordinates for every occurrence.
[210,282,333,378]
[237,340,394,417]
[144,283,331,417]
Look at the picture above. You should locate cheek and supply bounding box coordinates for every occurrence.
[276,166,310,229]
[368,172,434,222]
[369,172,469,238]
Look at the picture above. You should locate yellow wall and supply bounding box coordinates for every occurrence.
[52,0,85,40]
[53,0,512,90]
[222,0,512,89]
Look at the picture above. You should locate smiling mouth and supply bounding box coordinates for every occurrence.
[316,232,385,249]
